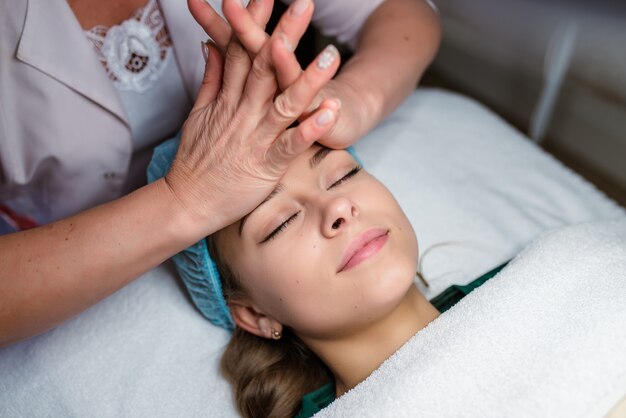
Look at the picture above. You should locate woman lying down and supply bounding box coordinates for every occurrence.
[151,142,507,418]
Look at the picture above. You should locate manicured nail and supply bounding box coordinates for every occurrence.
[316,45,338,70]
[316,109,334,125]
[290,0,309,17]
[201,41,210,61]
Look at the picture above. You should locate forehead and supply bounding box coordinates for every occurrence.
[219,146,346,233]
[284,145,356,179]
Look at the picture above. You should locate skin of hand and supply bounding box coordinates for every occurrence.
[0,1,339,348]
[166,1,343,235]
[189,0,441,149]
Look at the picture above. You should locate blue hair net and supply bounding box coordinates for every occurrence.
[147,134,361,332]
[147,135,235,331]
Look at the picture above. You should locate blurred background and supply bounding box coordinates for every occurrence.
[270,0,626,206]
[421,0,626,206]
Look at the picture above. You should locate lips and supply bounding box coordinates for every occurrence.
[339,228,389,272]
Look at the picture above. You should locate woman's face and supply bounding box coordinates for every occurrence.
[216,146,418,340]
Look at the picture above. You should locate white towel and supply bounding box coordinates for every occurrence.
[318,218,626,418]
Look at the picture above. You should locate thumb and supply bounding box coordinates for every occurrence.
[192,41,224,111]
[265,102,339,170]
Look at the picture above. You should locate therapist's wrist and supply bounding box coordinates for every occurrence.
[151,177,224,246]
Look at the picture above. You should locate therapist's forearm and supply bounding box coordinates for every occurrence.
[337,0,441,138]
[0,179,213,347]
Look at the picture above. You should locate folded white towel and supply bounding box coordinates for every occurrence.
[319,218,626,418]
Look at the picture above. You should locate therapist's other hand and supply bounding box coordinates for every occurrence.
[166,3,341,232]
[189,0,365,149]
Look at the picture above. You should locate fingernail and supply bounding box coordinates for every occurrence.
[316,109,334,125]
[316,45,338,70]
[201,41,210,61]
[280,33,294,52]
[290,0,309,17]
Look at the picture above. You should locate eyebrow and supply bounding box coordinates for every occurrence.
[238,184,285,236]
[310,146,331,169]
[238,147,334,236]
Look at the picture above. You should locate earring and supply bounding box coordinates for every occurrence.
[271,328,282,340]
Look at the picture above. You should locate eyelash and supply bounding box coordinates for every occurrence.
[260,165,363,244]
[260,211,301,244]
[328,165,362,189]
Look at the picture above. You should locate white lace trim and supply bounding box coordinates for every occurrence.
[85,0,172,93]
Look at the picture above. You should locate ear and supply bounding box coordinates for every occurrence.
[229,301,283,340]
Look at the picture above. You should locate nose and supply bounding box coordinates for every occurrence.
[322,196,359,237]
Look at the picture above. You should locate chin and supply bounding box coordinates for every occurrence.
[361,251,417,312]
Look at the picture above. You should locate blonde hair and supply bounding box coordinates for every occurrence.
[208,236,332,418]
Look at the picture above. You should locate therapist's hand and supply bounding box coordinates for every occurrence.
[189,0,364,150]
[167,1,341,233]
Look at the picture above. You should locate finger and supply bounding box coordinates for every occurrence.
[269,0,313,56]
[273,37,325,121]
[192,42,225,111]
[265,102,339,169]
[247,0,274,31]
[262,44,341,134]
[241,1,315,106]
[220,38,253,103]
[271,30,303,91]
[240,36,282,110]
[188,0,231,49]
[225,0,312,58]
[222,0,270,56]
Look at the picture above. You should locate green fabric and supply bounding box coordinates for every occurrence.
[295,383,335,418]
[294,261,510,418]
[429,261,509,313]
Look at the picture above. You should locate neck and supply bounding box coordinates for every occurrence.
[304,284,440,396]
[68,0,148,29]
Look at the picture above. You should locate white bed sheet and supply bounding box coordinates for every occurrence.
[0,89,622,417]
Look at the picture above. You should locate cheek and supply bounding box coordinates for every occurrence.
[374,183,418,258]
[397,210,419,261]
[240,238,330,320]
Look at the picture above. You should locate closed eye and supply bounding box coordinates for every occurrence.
[259,165,362,244]
[328,165,362,189]
[260,210,301,244]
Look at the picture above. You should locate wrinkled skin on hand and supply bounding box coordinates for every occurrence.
[188,0,367,150]
[165,0,341,232]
